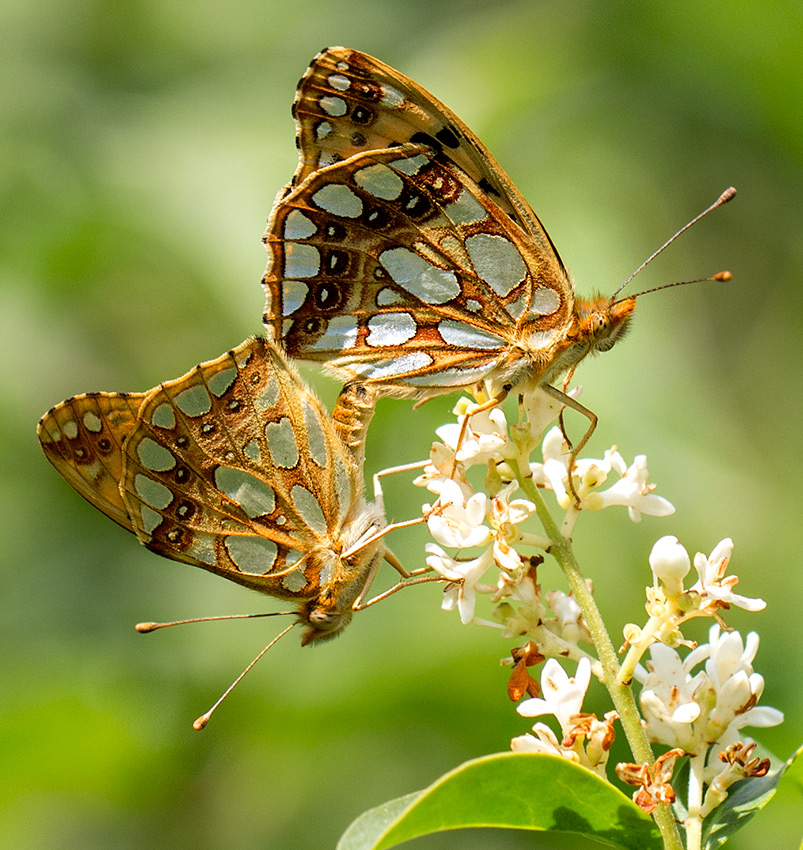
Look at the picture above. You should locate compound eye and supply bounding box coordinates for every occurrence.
[594,313,609,337]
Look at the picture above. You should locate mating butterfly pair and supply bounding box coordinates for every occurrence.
[40,47,696,654]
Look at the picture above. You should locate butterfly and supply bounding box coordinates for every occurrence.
[37,336,398,646]
[261,47,638,424]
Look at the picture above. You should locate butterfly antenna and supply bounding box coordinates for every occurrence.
[192,622,296,731]
[135,610,296,633]
[626,270,732,300]
[611,187,737,300]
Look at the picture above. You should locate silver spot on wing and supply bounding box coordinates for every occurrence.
[265,417,299,468]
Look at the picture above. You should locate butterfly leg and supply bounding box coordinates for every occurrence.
[384,548,438,579]
[350,533,440,611]
[542,384,598,507]
[556,366,579,453]
[355,573,453,611]
[372,459,429,516]
[346,498,451,617]
[350,529,439,611]
[447,388,510,478]
[350,550,385,610]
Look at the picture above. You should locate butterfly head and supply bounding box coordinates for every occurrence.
[297,547,381,646]
[299,602,355,645]
[573,294,637,357]
[298,503,387,646]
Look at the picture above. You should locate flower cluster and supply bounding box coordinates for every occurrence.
[619,536,766,682]
[415,392,674,627]
[407,387,782,838]
[635,624,783,759]
[511,657,618,778]
[423,478,537,624]
[630,623,781,828]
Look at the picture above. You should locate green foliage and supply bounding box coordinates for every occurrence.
[338,753,662,850]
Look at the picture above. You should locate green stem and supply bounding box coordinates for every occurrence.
[511,460,684,850]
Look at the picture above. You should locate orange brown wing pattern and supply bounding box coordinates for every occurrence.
[38,338,386,634]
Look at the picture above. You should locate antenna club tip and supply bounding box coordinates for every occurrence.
[193,714,210,731]
[135,622,157,633]
[720,187,737,203]
[714,271,732,282]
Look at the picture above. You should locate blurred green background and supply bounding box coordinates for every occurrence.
[3,0,801,848]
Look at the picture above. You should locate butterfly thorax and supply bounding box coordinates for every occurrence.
[477,295,635,399]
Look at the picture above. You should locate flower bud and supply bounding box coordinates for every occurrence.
[649,535,691,596]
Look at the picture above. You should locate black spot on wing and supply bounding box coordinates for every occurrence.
[435,125,460,148]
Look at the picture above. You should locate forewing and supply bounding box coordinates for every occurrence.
[37,392,146,532]
[264,144,571,393]
[119,337,360,601]
[292,46,565,265]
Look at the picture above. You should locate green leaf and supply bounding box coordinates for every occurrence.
[702,744,803,850]
[337,752,661,850]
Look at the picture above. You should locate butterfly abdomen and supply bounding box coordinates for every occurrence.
[331,382,379,466]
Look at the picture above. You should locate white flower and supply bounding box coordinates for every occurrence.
[636,643,707,751]
[545,589,592,644]
[488,482,536,572]
[690,539,766,613]
[517,657,591,730]
[513,657,615,777]
[425,543,494,623]
[530,426,573,502]
[434,401,509,465]
[511,724,569,758]
[521,386,580,442]
[490,481,536,530]
[413,442,470,497]
[532,429,674,519]
[700,741,771,816]
[492,537,523,572]
[494,565,540,608]
[592,454,674,521]
[426,479,492,549]
[694,625,784,742]
[540,426,569,471]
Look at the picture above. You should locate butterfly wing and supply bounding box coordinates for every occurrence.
[264,143,571,394]
[292,46,565,264]
[264,48,575,396]
[117,337,369,602]
[38,392,146,532]
[38,338,376,609]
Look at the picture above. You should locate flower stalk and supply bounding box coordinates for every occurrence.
[512,461,683,850]
[410,392,780,850]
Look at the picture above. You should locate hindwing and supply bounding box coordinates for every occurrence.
[38,338,386,641]
[263,47,577,398]
[38,391,145,532]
